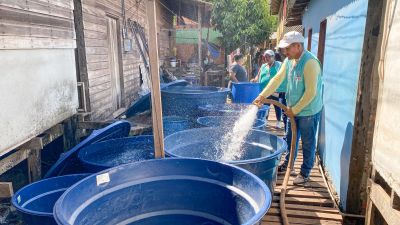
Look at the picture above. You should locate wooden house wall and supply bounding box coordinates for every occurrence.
[78,0,173,120]
[0,0,76,49]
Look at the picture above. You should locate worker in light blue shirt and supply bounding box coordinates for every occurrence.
[251,50,287,129]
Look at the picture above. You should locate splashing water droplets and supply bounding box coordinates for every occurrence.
[219,105,259,161]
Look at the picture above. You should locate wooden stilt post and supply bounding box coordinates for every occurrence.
[198,5,202,80]
[146,0,165,158]
[0,182,13,198]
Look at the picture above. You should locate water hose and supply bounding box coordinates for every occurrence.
[261,99,297,225]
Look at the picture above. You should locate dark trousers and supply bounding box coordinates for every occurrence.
[279,92,288,131]
[267,92,287,126]
[284,112,321,178]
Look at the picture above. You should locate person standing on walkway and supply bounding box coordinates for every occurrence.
[253,31,323,185]
[251,50,287,128]
[229,53,248,82]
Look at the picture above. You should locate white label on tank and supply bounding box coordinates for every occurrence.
[96,173,110,186]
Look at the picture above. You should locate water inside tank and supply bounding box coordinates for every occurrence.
[86,142,154,167]
[170,141,274,162]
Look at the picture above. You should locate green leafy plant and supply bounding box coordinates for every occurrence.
[210,0,277,52]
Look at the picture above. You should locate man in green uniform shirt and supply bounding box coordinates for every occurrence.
[253,31,323,185]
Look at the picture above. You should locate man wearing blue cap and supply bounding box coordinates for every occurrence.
[253,31,323,185]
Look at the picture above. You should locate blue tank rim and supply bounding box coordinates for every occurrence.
[161,86,230,95]
[53,158,271,225]
[196,116,266,129]
[164,127,287,164]
[232,82,260,85]
[163,116,189,123]
[11,173,90,218]
[78,135,154,169]
[198,103,269,113]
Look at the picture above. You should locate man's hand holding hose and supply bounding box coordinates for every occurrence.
[252,95,267,108]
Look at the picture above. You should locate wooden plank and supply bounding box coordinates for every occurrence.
[82,12,107,26]
[276,180,326,188]
[263,215,342,225]
[274,186,329,193]
[1,36,76,49]
[0,149,30,175]
[0,182,14,198]
[90,91,112,105]
[84,29,107,39]
[146,0,164,158]
[77,121,112,130]
[369,179,400,225]
[270,202,339,214]
[28,148,41,182]
[74,0,92,113]
[273,196,334,207]
[89,81,111,95]
[346,0,386,216]
[0,5,74,29]
[112,107,127,118]
[63,116,79,152]
[267,208,342,221]
[87,61,109,71]
[390,190,400,211]
[0,19,74,39]
[89,74,111,87]
[84,38,107,48]
[88,68,109,79]
[274,190,331,199]
[85,46,109,55]
[277,176,325,182]
[197,5,202,73]
[83,20,107,32]
[21,124,64,150]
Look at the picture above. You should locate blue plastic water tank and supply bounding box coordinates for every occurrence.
[54,158,272,225]
[197,116,266,130]
[163,116,190,136]
[44,120,131,178]
[78,136,154,173]
[161,86,229,119]
[164,127,287,192]
[11,174,89,225]
[198,103,269,121]
[182,75,200,86]
[231,82,261,103]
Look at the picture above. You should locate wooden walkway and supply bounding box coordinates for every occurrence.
[262,113,343,225]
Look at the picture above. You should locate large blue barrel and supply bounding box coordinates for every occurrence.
[231,82,261,103]
[54,159,271,225]
[182,75,200,86]
[78,136,154,173]
[11,174,89,225]
[161,86,229,119]
[163,116,190,136]
[197,116,266,130]
[164,127,287,192]
[199,103,269,121]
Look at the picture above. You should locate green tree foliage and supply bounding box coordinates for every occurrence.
[210,0,277,52]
